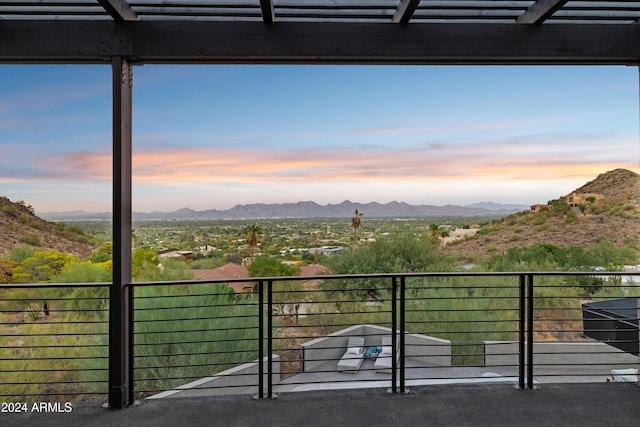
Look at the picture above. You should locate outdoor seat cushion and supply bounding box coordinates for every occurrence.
[611,368,638,382]
[337,337,365,372]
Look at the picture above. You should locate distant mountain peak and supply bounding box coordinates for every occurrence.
[466,202,529,211]
[125,200,524,220]
[174,207,197,214]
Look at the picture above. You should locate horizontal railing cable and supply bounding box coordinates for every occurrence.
[3,271,639,401]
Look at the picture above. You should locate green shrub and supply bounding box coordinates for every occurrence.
[564,210,578,224]
[535,224,550,232]
[20,233,41,247]
[0,204,20,218]
[571,275,604,295]
[532,215,547,225]
[28,221,44,230]
[3,245,35,262]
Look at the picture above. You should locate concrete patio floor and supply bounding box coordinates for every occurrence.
[4,383,640,427]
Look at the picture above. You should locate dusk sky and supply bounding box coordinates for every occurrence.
[1,64,639,214]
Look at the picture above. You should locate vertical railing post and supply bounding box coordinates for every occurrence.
[637,299,640,387]
[518,274,526,389]
[391,276,397,393]
[258,280,264,399]
[527,274,534,389]
[128,284,134,403]
[399,276,406,393]
[109,56,133,409]
[267,280,273,399]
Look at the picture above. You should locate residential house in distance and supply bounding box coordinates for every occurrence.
[563,192,603,207]
[157,248,194,261]
[441,227,480,245]
[312,246,345,256]
[190,262,329,294]
[190,263,254,293]
[530,204,553,212]
[299,264,329,277]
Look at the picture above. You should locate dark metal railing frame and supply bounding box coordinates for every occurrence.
[128,270,639,401]
[4,271,637,405]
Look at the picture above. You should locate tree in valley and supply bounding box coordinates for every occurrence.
[323,232,452,299]
[351,209,363,241]
[243,223,263,263]
[248,256,303,317]
[50,261,111,319]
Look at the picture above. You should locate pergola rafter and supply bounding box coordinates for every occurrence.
[259,0,275,23]
[517,0,570,24]
[97,0,138,21]
[392,0,421,24]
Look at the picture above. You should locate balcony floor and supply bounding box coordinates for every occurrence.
[5,383,640,427]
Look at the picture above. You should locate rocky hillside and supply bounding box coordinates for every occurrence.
[573,168,639,202]
[0,196,95,258]
[447,169,640,262]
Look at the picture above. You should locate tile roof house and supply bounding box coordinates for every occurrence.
[190,263,253,293]
[299,264,329,277]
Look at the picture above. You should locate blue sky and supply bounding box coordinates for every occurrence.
[0,64,638,213]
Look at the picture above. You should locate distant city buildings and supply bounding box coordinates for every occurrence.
[312,246,345,256]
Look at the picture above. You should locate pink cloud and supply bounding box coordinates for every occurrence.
[18,135,634,191]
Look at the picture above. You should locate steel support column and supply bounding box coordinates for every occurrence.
[109,56,133,409]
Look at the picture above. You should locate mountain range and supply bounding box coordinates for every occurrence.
[4,168,639,259]
[40,200,528,221]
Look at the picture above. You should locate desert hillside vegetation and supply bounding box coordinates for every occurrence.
[0,196,95,258]
[447,168,640,263]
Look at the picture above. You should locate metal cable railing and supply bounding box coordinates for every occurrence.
[2,271,639,402]
[128,271,640,399]
[0,282,109,403]
[531,273,640,383]
[132,282,261,398]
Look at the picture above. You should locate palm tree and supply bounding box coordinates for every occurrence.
[351,209,364,241]
[243,224,263,263]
